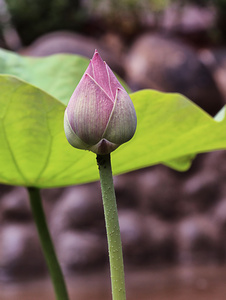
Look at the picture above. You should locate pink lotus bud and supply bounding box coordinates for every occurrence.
[64,50,137,155]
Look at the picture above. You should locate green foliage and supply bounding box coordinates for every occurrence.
[5,0,86,44]
[0,49,130,105]
[4,0,171,45]
[0,49,89,105]
[4,0,226,46]
[0,75,73,187]
[0,48,226,188]
[0,71,225,188]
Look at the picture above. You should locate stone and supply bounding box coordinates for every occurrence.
[137,166,183,220]
[145,216,177,265]
[200,152,226,192]
[113,173,141,208]
[175,215,220,265]
[55,231,107,273]
[0,223,46,281]
[118,210,150,265]
[199,48,226,103]
[41,187,65,203]
[125,33,223,115]
[212,198,226,261]
[20,31,124,76]
[50,183,104,235]
[182,170,221,213]
[162,4,216,35]
[0,184,14,198]
[0,187,32,223]
[212,198,226,230]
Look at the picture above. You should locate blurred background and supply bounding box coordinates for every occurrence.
[1,0,226,299]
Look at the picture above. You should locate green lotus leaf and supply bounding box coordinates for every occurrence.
[0,75,225,188]
[0,48,130,105]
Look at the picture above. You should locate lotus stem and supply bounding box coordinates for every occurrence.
[97,153,126,300]
[27,187,69,300]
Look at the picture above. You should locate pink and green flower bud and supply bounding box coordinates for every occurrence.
[64,50,137,155]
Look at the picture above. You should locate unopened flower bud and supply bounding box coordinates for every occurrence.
[64,50,137,155]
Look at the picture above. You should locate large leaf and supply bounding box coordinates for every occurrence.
[0,48,130,105]
[0,48,89,105]
[113,90,225,173]
[0,75,226,188]
[0,75,97,187]
[0,48,190,172]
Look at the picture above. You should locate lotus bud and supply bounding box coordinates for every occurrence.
[64,50,137,155]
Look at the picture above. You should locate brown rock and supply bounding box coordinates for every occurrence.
[176,215,220,265]
[145,216,176,265]
[182,171,221,213]
[212,198,226,231]
[137,166,183,220]
[125,34,223,115]
[0,184,14,198]
[199,48,226,103]
[0,187,32,223]
[212,198,226,261]
[55,231,107,272]
[113,173,140,208]
[20,31,124,76]
[162,4,216,35]
[0,223,46,280]
[50,184,104,235]
[118,210,150,265]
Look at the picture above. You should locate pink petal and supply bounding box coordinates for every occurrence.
[70,60,94,101]
[67,74,114,145]
[85,60,94,78]
[103,88,137,144]
[105,64,125,100]
[91,51,113,101]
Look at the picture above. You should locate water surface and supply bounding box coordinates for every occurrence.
[1,265,226,300]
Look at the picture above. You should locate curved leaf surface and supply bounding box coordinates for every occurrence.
[112,90,226,173]
[0,75,225,188]
[0,75,98,187]
[0,48,130,105]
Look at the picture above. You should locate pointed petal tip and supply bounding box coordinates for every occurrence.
[91,49,105,63]
[92,49,99,59]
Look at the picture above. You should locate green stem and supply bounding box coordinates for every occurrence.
[27,187,69,300]
[97,154,126,300]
